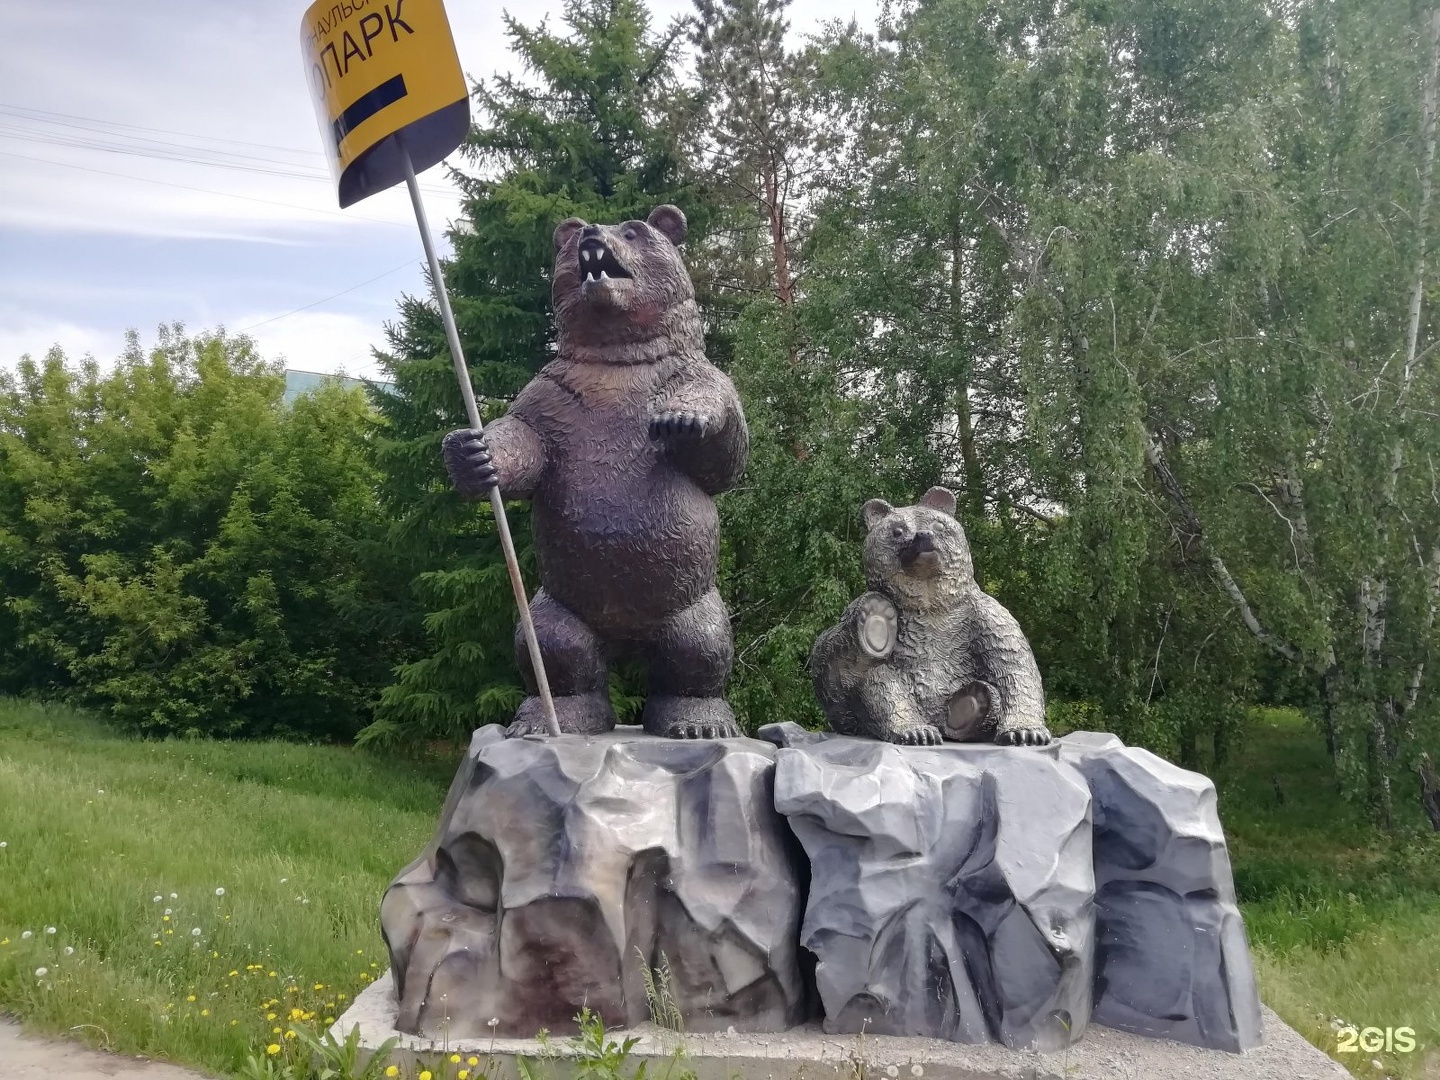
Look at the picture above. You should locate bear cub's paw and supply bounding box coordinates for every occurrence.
[854,594,898,660]
[443,428,499,498]
[649,410,713,442]
[885,723,944,747]
[995,725,1052,747]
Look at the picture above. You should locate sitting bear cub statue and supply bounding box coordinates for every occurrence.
[442,205,748,740]
[810,487,1051,747]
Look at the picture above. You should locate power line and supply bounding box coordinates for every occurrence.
[238,260,418,332]
[0,112,455,197]
[0,149,414,228]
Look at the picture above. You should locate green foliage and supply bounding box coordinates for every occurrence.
[0,328,389,740]
[364,0,709,747]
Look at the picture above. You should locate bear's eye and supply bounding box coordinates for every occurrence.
[890,524,907,540]
[623,228,638,241]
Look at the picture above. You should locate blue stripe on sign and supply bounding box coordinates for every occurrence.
[332,74,409,148]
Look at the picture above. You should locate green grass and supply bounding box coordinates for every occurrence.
[1216,708,1440,1079]
[0,697,456,1076]
[0,698,1437,1078]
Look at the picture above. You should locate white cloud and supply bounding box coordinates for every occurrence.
[243,309,394,381]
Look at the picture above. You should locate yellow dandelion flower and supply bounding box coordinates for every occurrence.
[313,983,325,991]
[324,1016,334,1025]
[0,938,10,946]
[384,1069,399,1078]
[230,1020,239,1026]
[267,1013,277,1021]
[290,1008,303,1021]
[165,929,173,935]
[337,993,348,1001]
[153,941,162,947]
[451,1055,462,1064]
[162,915,170,922]
[284,1030,296,1040]
[266,1044,280,1056]
[468,1058,479,1067]
[459,1072,470,1080]
[419,1072,433,1080]
[186,995,196,1002]
[268,971,277,978]
[229,971,238,977]
[272,1027,282,1034]
[200,1009,210,1017]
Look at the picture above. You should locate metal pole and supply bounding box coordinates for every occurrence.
[399,144,561,739]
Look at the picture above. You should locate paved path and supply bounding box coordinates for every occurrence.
[0,1019,213,1080]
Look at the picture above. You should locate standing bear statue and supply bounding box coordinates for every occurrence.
[442,205,749,739]
[810,487,1052,746]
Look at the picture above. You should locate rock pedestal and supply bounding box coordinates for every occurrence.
[1057,732,1263,1052]
[760,724,1262,1055]
[381,726,808,1039]
[761,723,1095,1052]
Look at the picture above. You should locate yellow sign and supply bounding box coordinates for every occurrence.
[300,0,469,206]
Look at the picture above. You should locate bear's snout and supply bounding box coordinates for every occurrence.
[898,531,939,571]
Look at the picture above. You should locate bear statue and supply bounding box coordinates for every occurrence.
[809,486,1052,747]
[442,205,749,739]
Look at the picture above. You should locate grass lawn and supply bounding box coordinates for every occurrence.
[0,698,1437,1079]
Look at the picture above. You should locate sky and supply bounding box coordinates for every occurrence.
[0,0,877,382]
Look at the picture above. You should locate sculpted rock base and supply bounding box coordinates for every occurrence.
[381,726,808,1039]
[1057,733,1263,1052]
[762,724,1094,1052]
[760,724,1262,1055]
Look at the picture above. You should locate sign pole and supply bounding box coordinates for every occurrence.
[399,144,562,739]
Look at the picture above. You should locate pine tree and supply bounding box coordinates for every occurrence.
[362,0,709,746]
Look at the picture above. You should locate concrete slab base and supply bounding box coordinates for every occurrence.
[331,974,1350,1080]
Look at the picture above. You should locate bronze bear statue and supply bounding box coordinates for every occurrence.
[810,487,1052,747]
[443,205,749,739]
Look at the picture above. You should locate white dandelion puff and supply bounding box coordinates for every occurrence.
[215,887,225,897]
[63,947,74,956]
[0,841,8,848]
[20,931,32,940]
[191,928,201,937]
[44,927,56,935]
[34,967,47,977]
[153,896,162,903]
[169,892,177,899]
[164,909,172,916]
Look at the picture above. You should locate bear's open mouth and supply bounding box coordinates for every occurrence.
[578,238,633,283]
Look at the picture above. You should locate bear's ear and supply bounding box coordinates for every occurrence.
[862,498,895,531]
[920,487,957,517]
[647,205,687,246]
[554,217,586,253]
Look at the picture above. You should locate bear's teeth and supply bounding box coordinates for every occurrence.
[582,250,591,261]
[599,270,609,280]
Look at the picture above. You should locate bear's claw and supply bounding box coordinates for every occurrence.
[649,411,711,441]
[888,724,943,746]
[443,428,500,498]
[995,725,1052,747]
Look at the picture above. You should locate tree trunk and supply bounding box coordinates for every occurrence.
[1421,754,1440,832]
[950,221,984,518]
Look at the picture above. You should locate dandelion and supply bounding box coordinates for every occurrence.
[284,1030,296,1040]
[268,971,277,978]
[468,1058,479,1068]
[313,983,325,991]
[201,1009,210,1017]
[44,927,55,935]
[20,931,32,940]
[229,971,239,978]
[191,928,201,937]
[1,841,7,848]
[187,995,196,1002]
[63,947,73,956]
[419,1072,433,1080]
[230,1020,239,1026]
[1,939,9,946]
[451,1055,462,1064]
[215,887,225,897]
[385,1069,399,1078]
[267,1013,277,1021]
[279,878,287,884]
[459,1072,470,1079]
[266,1043,281,1056]
[34,967,47,977]
[488,1017,499,1028]
[153,941,163,948]
[153,896,162,903]
[170,892,177,899]
[323,1016,334,1025]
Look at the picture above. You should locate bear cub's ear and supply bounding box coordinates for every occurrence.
[863,498,895,531]
[647,205,687,246]
[554,217,586,253]
[920,487,957,517]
